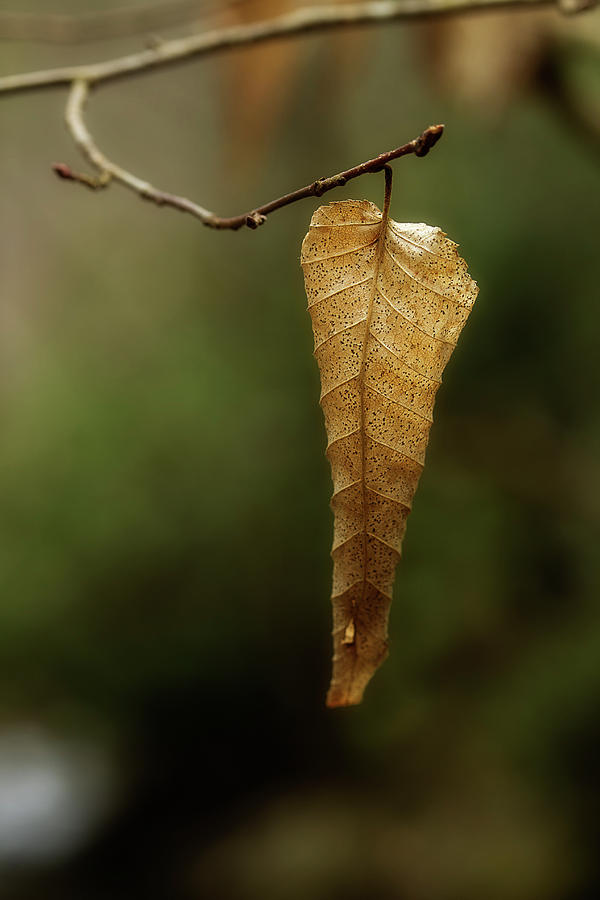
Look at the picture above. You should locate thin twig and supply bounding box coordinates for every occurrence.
[52,161,111,190]
[62,79,443,230]
[1,0,594,95]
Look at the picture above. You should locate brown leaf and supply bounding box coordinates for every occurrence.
[301,199,478,707]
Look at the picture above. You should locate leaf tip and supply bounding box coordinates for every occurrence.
[325,685,365,709]
[325,639,390,709]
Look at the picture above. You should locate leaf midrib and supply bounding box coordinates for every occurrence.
[349,208,390,647]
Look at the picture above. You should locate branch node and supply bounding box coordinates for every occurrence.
[52,161,111,190]
[246,212,267,229]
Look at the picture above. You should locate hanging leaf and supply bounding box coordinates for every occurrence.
[301,197,478,707]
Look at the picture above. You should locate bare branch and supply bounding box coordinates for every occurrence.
[3,0,595,230]
[61,79,443,230]
[1,0,594,95]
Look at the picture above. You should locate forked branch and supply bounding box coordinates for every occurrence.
[60,79,443,229]
[0,0,595,229]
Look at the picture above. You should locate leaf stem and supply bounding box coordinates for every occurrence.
[383,165,393,221]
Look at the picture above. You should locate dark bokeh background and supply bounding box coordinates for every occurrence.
[1,3,599,898]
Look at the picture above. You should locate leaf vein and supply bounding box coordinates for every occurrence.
[303,237,378,263]
[308,275,373,309]
[331,580,392,602]
[385,245,470,307]
[389,225,445,258]
[375,284,455,347]
[314,319,363,352]
[369,333,442,384]
[365,381,433,423]
[332,532,402,556]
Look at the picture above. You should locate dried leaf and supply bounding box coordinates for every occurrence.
[301,198,478,707]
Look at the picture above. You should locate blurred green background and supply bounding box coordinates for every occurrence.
[1,2,599,898]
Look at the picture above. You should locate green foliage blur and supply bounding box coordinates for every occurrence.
[1,4,599,898]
